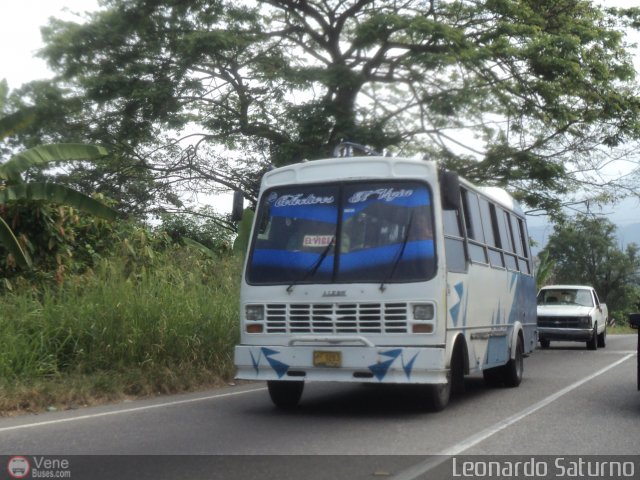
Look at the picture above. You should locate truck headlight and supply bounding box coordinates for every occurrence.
[578,316,591,327]
[413,304,435,321]
[246,305,265,321]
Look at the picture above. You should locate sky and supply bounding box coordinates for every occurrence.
[1,0,640,225]
[0,0,99,90]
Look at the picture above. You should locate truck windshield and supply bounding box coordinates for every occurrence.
[537,289,594,307]
[246,181,436,285]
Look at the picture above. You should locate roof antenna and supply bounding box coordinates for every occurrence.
[333,141,381,157]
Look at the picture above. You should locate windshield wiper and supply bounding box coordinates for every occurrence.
[379,213,413,292]
[286,238,335,293]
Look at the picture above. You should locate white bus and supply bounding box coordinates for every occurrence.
[233,154,537,410]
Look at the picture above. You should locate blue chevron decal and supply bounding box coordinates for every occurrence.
[262,347,290,378]
[450,282,464,327]
[369,349,420,381]
[266,357,290,378]
[262,347,280,357]
[403,353,420,379]
[250,347,290,378]
[381,349,403,360]
[250,350,260,374]
[494,300,502,325]
[369,359,396,381]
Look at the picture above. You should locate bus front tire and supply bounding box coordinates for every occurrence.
[267,380,304,409]
[427,379,451,412]
[428,344,465,411]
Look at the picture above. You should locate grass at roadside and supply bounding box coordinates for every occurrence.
[0,247,241,416]
[609,325,638,335]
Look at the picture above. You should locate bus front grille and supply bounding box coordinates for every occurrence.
[264,303,408,334]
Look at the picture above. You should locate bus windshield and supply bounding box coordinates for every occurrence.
[246,181,436,285]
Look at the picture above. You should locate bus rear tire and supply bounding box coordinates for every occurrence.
[267,380,304,409]
[502,335,524,388]
[540,339,550,349]
[482,367,503,387]
[483,335,524,388]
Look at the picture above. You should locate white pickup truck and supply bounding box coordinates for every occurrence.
[536,285,608,350]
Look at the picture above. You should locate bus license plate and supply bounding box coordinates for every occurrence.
[313,351,342,368]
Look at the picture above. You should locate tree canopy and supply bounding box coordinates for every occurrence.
[541,214,640,320]
[6,0,640,217]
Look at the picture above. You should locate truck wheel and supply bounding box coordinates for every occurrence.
[597,325,607,348]
[267,380,304,409]
[540,339,550,349]
[502,335,524,388]
[586,325,598,350]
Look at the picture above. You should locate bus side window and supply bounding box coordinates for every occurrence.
[516,217,531,274]
[498,209,518,271]
[461,189,488,264]
[479,198,504,268]
[442,209,467,273]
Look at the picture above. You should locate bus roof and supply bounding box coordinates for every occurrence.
[262,156,438,187]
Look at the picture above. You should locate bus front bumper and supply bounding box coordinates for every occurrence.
[234,344,447,384]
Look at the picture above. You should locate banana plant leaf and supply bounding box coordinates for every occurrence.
[0,144,108,182]
[0,216,31,268]
[0,183,117,220]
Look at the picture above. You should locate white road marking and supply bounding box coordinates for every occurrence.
[0,386,267,433]
[392,353,634,480]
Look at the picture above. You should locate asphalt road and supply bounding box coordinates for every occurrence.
[0,334,638,479]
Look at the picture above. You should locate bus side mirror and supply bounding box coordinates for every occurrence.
[441,171,461,211]
[232,190,244,222]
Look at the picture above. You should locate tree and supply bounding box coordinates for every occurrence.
[24,0,640,216]
[2,81,179,217]
[535,249,555,290]
[541,214,640,321]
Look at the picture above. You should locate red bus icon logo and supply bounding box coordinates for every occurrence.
[7,456,30,479]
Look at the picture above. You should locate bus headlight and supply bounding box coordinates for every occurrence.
[413,303,435,321]
[246,305,265,321]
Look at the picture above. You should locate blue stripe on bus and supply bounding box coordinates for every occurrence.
[251,240,434,272]
[251,250,335,273]
[339,241,434,271]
